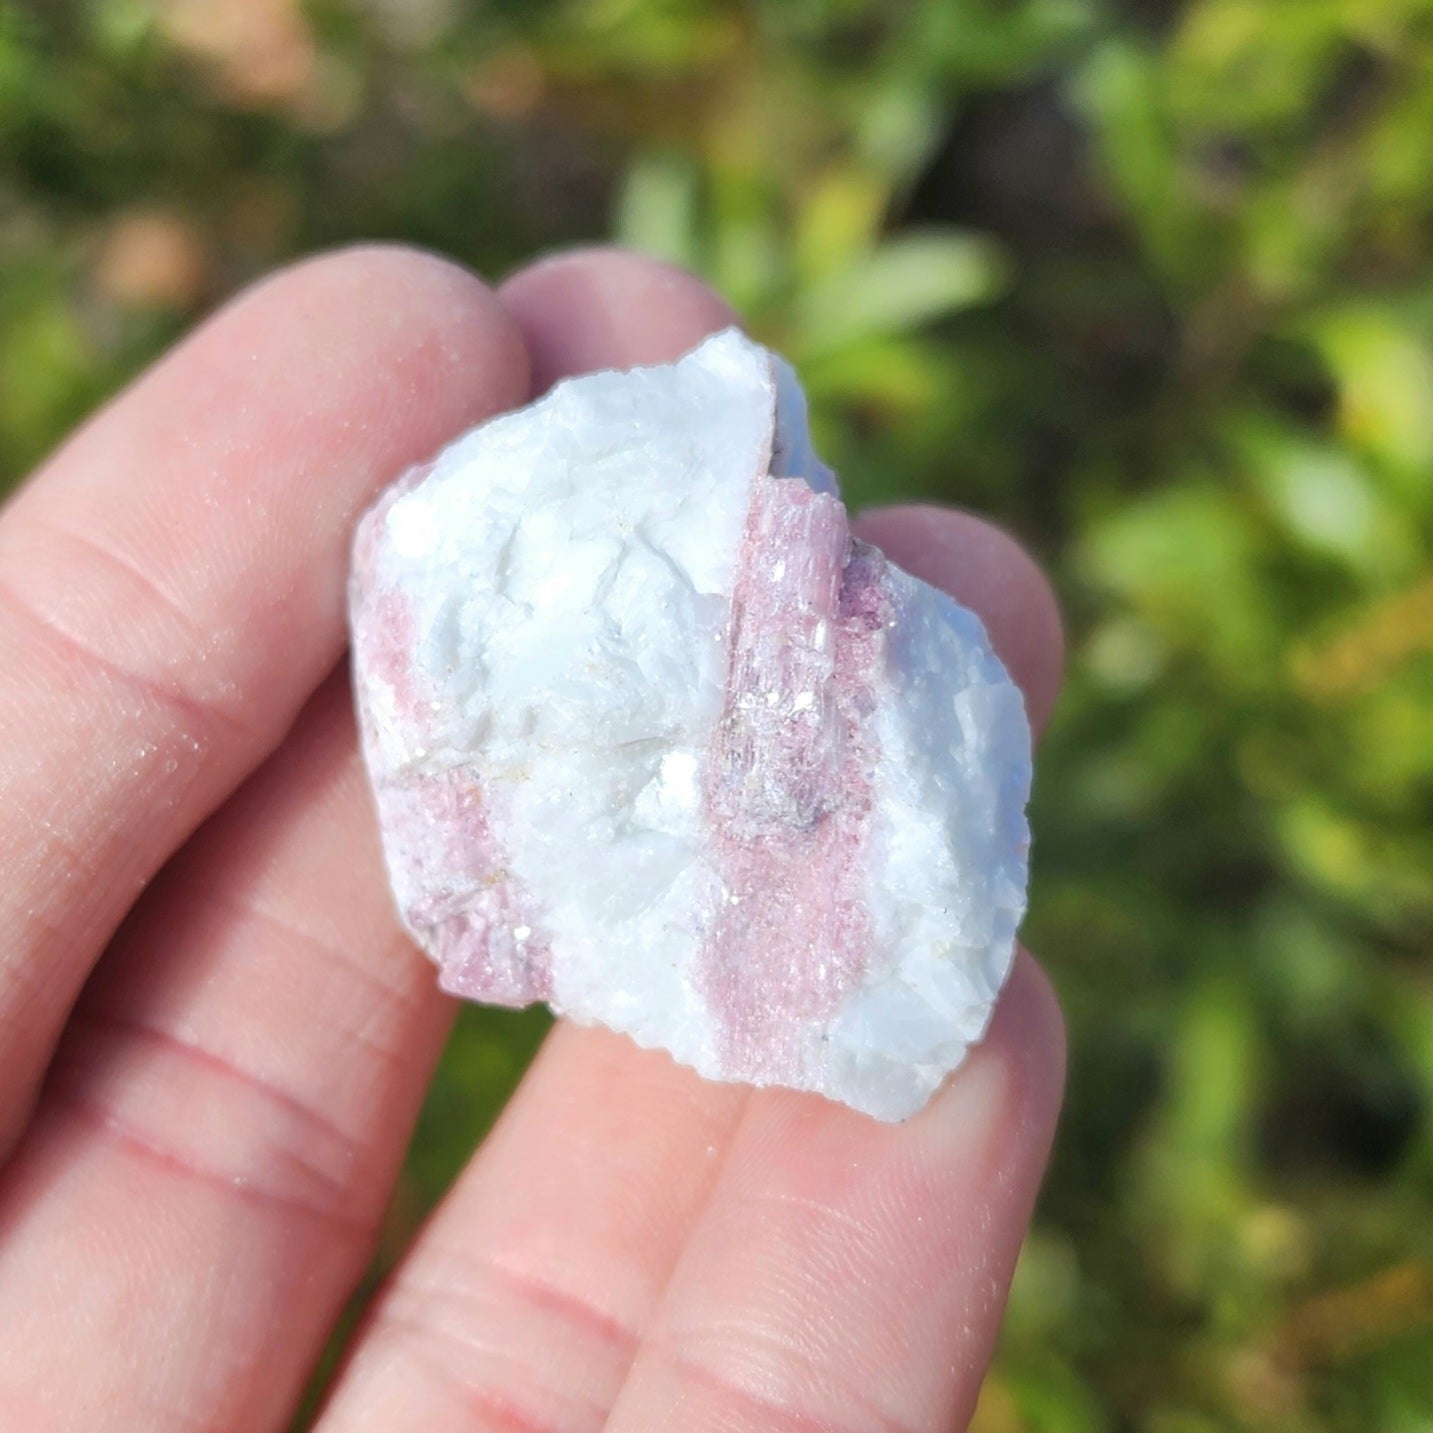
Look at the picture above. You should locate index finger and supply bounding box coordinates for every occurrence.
[0,246,529,1157]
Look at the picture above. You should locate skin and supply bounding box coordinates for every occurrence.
[0,246,1066,1433]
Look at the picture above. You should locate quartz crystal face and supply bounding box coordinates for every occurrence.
[350,329,1031,1121]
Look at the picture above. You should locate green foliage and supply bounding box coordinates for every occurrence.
[3,0,1431,1427]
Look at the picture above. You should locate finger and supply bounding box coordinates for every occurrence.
[601,953,1065,1433]
[0,678,453,1433]
[504,246,746,396]
[0,246,528,1156]
[853,505,1064,736]
[318,1026,750,1433]
[316,250,1065,1433]
[315,247,758,1433]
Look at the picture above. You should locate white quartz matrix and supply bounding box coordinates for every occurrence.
[350,329,1031,1121]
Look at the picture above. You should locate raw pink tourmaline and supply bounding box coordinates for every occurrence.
[350,328,1031,1121]
[700,477,890,1080]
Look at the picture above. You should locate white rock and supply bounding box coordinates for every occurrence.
[350,328,1031,1121]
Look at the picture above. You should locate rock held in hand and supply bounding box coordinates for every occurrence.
[350,329,1031,1121]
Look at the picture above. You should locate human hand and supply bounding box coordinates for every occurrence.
[0,246,1066,1432]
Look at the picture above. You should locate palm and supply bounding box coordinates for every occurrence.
[0,247,1064,1432]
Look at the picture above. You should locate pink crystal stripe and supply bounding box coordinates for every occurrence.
[387,770,554,1006]
[352,491,553,1008]
[698,474,892,1080]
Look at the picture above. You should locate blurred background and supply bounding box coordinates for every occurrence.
[2,1,1431,1428]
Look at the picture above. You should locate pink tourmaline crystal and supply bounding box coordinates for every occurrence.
[350,329,1031,1120]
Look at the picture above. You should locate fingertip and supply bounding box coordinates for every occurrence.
[989,949,1067,1137]
[256,242,533,417]
[909,949,1064,1142]
[499,246,740,391]
[854,504,1065,737]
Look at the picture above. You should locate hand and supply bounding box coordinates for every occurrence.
[0,247,1066,1432]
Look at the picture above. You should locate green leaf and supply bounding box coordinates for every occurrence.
[1075,40,1190,283]
[1227,412,1420,583]
[795,229,1005,352]
[1079,481,1278,674]
[613,150,701,268]
[1306,308,1433,499]
[793,165,887,283]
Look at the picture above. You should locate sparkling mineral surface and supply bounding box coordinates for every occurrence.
[350,329,1031,1120]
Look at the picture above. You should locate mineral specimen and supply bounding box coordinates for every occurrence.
[350,329,1031,1121]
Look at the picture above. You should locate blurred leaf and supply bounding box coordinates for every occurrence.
[900,0,1094,86]
[795,229,1006,352]
[793,164,887,282]
[1079,481,1277,673]
[403,1003,552,1208]
[614,148,700,266]
[1076,39,1208,290]
[851,74,949,184]
[537,0,740,74]
[1012,1368,1112,1433]
[1305,308,1433,499]
[1228,412,1419,583]
[1167,0,1345,134]
[0,290,93,475]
